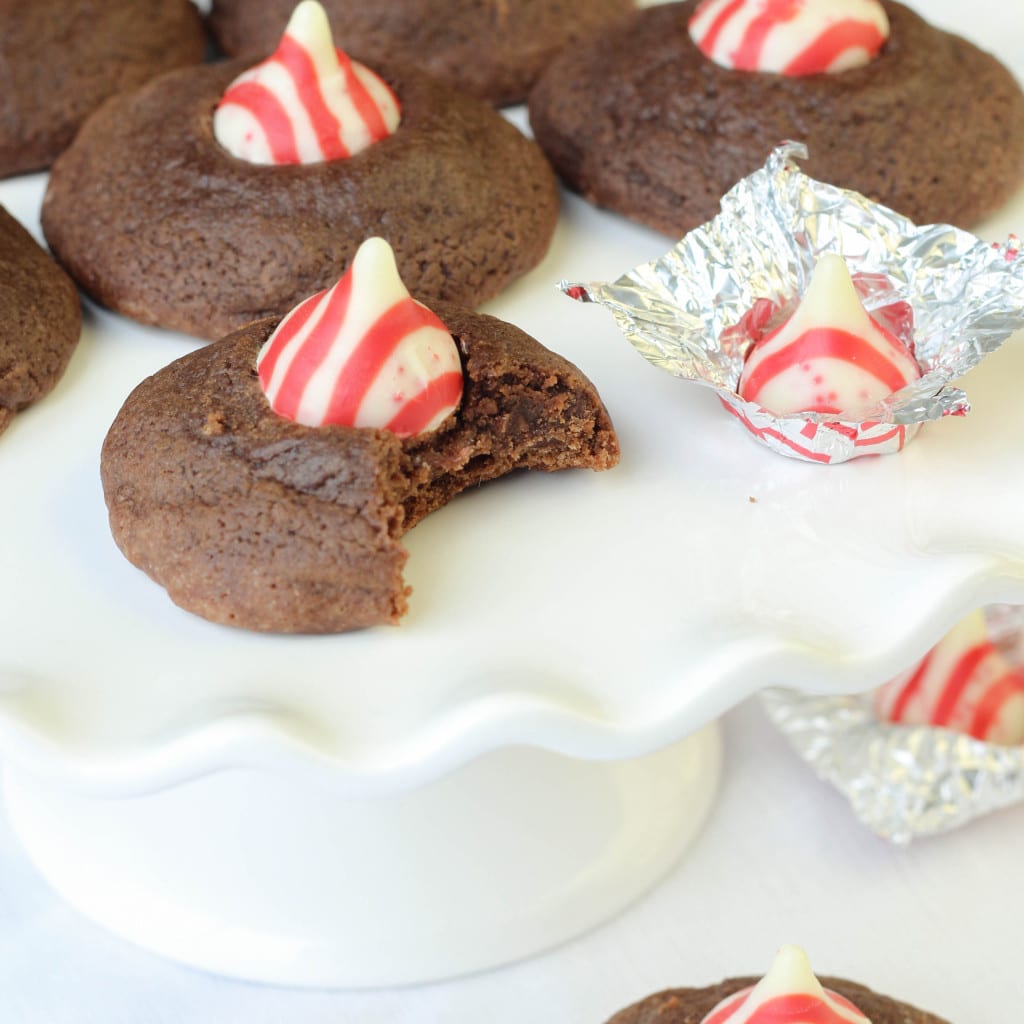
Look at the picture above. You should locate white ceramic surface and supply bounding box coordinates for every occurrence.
[3,725,720,988]
[1,0,1022,1012]
[3,158,1024,797]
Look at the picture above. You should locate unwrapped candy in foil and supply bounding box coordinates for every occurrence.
[761,606,1024,843]
[562,142,1024,464]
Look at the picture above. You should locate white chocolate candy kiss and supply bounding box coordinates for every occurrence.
[737,254,920,416]
[689,0,890,76]
[875,609,1024,745]
[257,237,463,436]
[701,946,870,1024]
[214,0,400,164]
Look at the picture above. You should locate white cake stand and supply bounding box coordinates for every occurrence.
[3,133,1024,986]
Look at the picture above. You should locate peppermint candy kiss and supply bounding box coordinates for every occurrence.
[257,237,463,436]
[689,0,890,76]
[214,0,400,164]
[737,254,920,417]
[875,610,1024,746]
[702,947,869,1024]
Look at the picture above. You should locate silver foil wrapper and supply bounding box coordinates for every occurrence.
[562,142,1024,464]
[761,607,1024,843]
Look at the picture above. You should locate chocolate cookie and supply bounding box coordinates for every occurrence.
[528,0,1024,235]
[208,0,636,106]
[0,206,81,437]
[609,976,948,1024]
[101,306,619,633]
[0,0,206,178]
[41,60,559,340]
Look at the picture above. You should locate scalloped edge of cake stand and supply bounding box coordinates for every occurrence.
[1,559,1023,800]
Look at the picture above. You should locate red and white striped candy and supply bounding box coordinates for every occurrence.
[689,0,890,76]
[875,609,1024,745]
[214,0,400,165]
[737,254,920,416]
[257,237,463,436]
[701,947,869,1024]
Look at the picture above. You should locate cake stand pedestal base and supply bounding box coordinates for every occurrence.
[3,723,720,988]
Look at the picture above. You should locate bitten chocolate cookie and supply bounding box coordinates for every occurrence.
[208,0,636,106]
[528,0,1024,235]
[0,0,206,178]
[0,206,81,436]
[41,60,559,340]
[101,306,619,633]
[610,976,948,1024]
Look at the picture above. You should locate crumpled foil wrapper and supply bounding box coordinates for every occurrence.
[561,141,1024,464]
[761,607,1024,843]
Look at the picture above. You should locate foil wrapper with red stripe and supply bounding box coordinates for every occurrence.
[761,606,1024,843]
[561,142,1024,465]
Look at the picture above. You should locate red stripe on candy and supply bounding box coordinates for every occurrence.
[831,992,868,1015]
[702,990,751,1024]
[276,34,348,159]
[258,287,325,387]
[783,21,886,76]
[218,81,300,163]
[970,670,1024,741]
[731,0,800,69]
[742,327,913,409]
[931,643,994,727]
[336,49,394,144]
[704,992,863,1024]
[273,271,355,420]
[890,649,934,722]
[386,371,464,436]
[697,0,747,54]
[739,993,860,1023]
[322,298,443,426]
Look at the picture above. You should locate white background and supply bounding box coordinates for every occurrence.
[2,1,1023,1021]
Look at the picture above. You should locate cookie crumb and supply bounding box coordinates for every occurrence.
[202,411,226,436]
